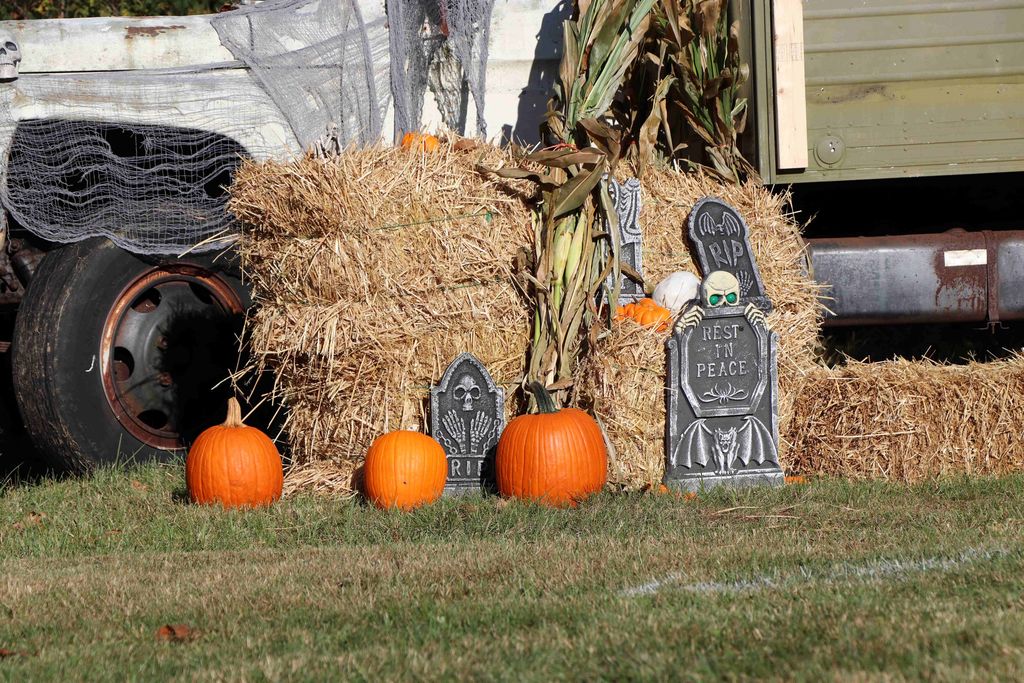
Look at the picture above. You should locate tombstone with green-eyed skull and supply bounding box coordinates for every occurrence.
[676,270,768,332]
[665,270,783,491]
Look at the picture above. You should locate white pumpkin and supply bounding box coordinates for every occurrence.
[653,271,700,314]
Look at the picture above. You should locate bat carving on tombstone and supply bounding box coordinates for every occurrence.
[670,416,779,474]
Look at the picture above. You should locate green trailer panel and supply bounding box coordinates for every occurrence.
[752,0,1024,184]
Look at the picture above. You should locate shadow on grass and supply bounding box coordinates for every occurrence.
[171,486,191,505]
[0,432,62,495]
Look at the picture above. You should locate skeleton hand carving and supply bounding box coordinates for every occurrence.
[469,412,496,453]
[737,271,754,296]
[675,305,704,334]
[744,303,768,329]
[442,411,467,453]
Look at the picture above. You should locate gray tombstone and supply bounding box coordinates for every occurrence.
[687,197,772,312]
[430,353,505,495]
[664,306,784,491]
[604,177,644,304]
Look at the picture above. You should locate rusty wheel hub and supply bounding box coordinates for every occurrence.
[99,265,244,449]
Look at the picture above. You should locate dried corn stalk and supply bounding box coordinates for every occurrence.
[485,0,655,408]
[624,0,755,182]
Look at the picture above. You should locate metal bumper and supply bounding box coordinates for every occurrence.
[807,229,1024,326]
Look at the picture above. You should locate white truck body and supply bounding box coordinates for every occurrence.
[0,1,561,160]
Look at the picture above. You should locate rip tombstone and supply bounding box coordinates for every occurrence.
[665,270,784,491]
[688,197,772,312]
[430,353,505,495]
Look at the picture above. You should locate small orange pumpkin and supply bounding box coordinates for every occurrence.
[363,430,447,510]
[615,297,672,331]
[401,131,440,152]
[496,382,607,507]
[186,397,283,507]
[651,483,697,501]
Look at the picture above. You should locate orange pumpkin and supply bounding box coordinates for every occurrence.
[651,484,697,501]
[615,297,671,331]
[363,430,447,510]
[401,131,440,152]
[186,397,283,507]
[496,382,607,507]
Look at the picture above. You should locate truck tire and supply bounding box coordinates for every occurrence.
[12,238,250,472]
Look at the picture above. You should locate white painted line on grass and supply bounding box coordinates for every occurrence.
[621,546,1013,598]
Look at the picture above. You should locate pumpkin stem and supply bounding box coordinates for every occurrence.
[224,397,244,428]
[528,382,559,414]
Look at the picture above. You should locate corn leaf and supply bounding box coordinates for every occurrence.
[550,162,607,218]
[526,147,606,168]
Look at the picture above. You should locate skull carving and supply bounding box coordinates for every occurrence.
[452,375,481,412]
[701,270,740,307]
[0,33,21,82]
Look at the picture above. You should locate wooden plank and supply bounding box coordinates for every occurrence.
[772,0,808,170]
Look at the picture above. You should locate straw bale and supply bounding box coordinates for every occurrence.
[234,144,1024,492]
[577,322,667,489]
[788,357,1024,483]
[576,167,824,489]
[231,144,534,491]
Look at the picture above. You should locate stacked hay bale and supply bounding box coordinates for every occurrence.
[230,145,534,494]
[789,358,1024,482]
[233,145,1024,494]
[575,169,824,490]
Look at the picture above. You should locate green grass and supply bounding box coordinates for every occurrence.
[2,465,1024,681]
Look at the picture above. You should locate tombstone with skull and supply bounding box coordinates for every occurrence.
[663,199,783,490]
[675,270,767,333]
[0,32,22,82]
[453,374,481,412]
[430,353,506,494]
[687,196,772,313]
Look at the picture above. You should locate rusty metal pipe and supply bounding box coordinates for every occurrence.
[806,229,1024,326]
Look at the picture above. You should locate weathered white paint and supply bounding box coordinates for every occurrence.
[2,15,234,73]
[418,0,566,144]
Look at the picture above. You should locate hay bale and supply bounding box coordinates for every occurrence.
[231,145,534,492]
[235,145,1024,492]
[576,168,824,490]
[577,322,667,488]
[788,357,1024,482]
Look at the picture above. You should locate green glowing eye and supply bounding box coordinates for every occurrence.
[726,292,738,304]
[709,294,722,305]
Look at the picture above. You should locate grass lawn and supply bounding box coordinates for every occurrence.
[1,464,1023,681]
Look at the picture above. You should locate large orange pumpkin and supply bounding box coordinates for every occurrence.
[363,431,447,510]
[496,383,607,507]
[186,398,283,507]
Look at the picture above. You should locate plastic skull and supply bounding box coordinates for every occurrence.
[452,374,481,411]
[701,270,740,307]
[0,33,21,82]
